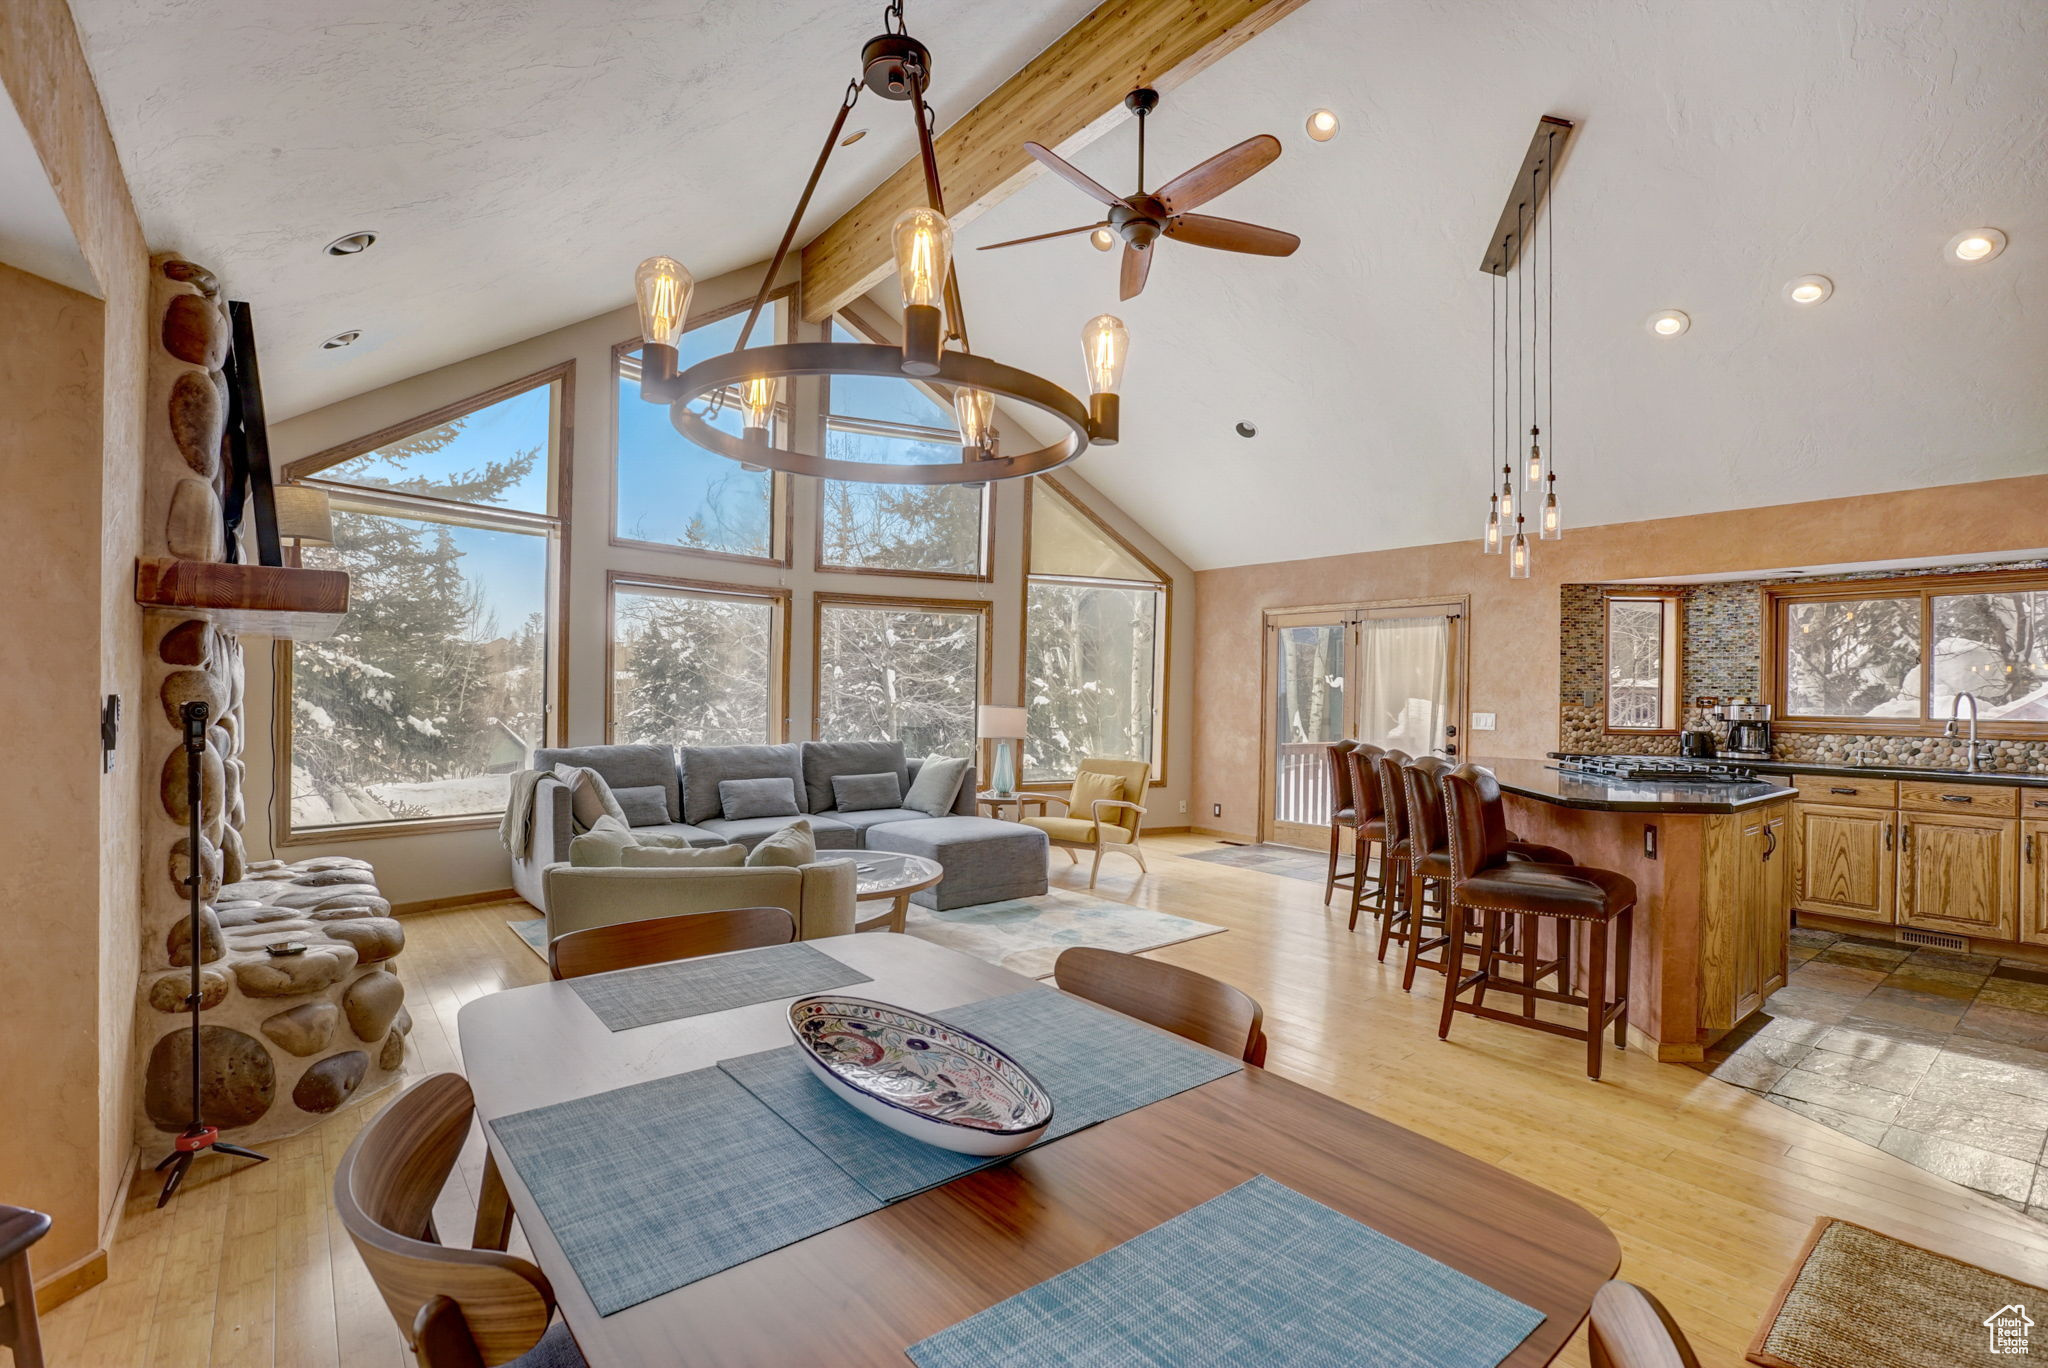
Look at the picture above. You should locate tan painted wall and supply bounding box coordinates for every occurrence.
[1191,474,2048,841]
[245,271,1197,903]
[2,0,154,1291]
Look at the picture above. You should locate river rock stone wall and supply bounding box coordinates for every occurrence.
[135,256,406,1143]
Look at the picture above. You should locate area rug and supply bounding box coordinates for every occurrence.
[1177,843,1329,883]
[508,890,1223,981]
[1747,1216,2045,1367]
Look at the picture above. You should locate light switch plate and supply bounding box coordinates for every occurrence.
[1471,712,1497,731]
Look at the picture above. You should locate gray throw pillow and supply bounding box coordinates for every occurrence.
[831,771,903,812]
[719,777,801,820]
[612,784,671,827]
[554,764,627,832]
[904,754,970,817]
[746,819,817,868]
[620,844,746,868]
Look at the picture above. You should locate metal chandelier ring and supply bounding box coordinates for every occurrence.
[667,341,1093,485]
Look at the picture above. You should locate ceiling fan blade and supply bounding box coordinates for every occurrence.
[976,222,1109,251]
[1024,142,1125,209]
[1165,213,1300,256]
[1119,243,1152,300]
[1155,134,1282,214]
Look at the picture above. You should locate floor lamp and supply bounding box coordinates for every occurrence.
[978,706,1028,799]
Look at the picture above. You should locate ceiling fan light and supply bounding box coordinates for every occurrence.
[1090,227,1117,252]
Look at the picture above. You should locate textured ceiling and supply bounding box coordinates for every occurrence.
[953,0,2048,567]
[73,0,2048,569]
[69,0,1096,417]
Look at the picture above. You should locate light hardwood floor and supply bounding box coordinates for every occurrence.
[44,833,2048,1366]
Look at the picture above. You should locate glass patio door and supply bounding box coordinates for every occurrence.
[1261,604,1463,849]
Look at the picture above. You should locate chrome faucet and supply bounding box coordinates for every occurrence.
[1944,692,1985,773]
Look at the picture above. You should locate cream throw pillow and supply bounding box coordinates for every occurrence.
[1068,770,1126,824]
[620,844,746,868]
[554,764,626,832]
[745,819,817,868]
[566,814,637,867]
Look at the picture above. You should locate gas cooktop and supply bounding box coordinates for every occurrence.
[1552,754,1762,784]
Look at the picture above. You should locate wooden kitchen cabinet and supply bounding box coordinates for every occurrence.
[2023,820,2048,947]
[1726,810,1792,1027]
[1791,803,1894,925]
[1899,810,2018,940]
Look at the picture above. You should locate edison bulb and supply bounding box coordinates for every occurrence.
[954,386,996,452]
[1081,314,1130,395]
[1090,227,1117,252]
[1540,483,1562,541]
[1483,499,1502,555]
[1509,520,1531,579]
[738,376,777,433]
[1525,429,1545,489]
[1498,477,1516,525]
[634,256,694,349]
[892,208,954,310]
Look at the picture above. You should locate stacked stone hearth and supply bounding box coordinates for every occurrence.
[135,256,408,1143]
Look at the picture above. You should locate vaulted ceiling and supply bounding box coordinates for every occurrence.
[73,0,2048,570]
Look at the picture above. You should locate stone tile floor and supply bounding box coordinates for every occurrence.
[1699,926,2048,1217]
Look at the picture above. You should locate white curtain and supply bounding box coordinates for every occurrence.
[1357,615,1450,754]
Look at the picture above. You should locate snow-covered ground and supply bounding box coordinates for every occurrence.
[291,772,511,828]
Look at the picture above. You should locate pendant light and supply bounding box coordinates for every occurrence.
[1540,471,1562,540]
[1483,492,1502,553]
[1509,514,1531,578]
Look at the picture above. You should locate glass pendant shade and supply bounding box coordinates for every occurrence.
[892,208,954,310]
[1498,472,1516,525]
[738,377,778,432]
[1525,428,1544,489]
[1540,474,1562,540]
[953,386,997,451]
[1080,314,1130,394]
[1482,494,1502,553]
[1509,517,1531,579]
[635,256,694,349]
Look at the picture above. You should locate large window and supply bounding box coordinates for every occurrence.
[613,302,782,561]
[815,596,987,758]
[1023,479,1168,781]
[282,369,564,834]
[1605,595,1680,732]
[1774,575,2048,730]
[818,319,989,578]
[608,575,786,746]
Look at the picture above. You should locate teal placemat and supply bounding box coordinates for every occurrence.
[566,941,871,1032]
[718,986,1241,1204]
[907,1176,1547,1368]
[489,1067,881,1315]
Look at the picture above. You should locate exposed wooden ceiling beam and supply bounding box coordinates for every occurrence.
[798,0,1311,324]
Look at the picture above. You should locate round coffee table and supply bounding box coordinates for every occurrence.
[846,851,944,933]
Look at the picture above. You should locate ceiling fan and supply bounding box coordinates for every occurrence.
[978,87,1300,300]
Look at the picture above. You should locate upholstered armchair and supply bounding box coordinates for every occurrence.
[1021,757,1151,888]
[540,859,856,949]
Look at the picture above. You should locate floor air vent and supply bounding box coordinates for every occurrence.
[1897,928,1969,952]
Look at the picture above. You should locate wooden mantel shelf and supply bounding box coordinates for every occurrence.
[135,557,349,640]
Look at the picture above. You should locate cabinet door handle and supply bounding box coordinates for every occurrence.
[2028,833,2037,865]
[2031,797,2047,809]
[1901,824,1911,851]
[1762,828,1777,862]
[1885,823,1894,851]
[1829,786,1857,795]
[1940,793,1974,803]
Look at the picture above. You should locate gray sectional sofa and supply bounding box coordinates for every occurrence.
[511,740,1048,913]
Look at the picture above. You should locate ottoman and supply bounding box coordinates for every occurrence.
[866,816,1049,911]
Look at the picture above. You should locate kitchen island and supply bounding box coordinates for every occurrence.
[1474,757,1796,1062]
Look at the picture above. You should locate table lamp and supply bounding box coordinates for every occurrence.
[977,705,1028,798]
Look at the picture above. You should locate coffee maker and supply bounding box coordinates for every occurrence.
[1719,699,1773,760]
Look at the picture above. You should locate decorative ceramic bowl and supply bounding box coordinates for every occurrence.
[787,996,1054,1156]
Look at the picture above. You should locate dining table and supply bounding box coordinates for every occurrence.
[457,932,1622,1366]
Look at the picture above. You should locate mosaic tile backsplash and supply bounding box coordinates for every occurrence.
[1559,562,2048,773]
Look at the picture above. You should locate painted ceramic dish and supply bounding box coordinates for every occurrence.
[787,996,1054,1156]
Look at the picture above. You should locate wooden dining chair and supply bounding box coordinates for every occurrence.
[1053,947,1268,1066]
[334,1073,584,1367]
[547,906,797,981]
[1588,1281,1703,1368]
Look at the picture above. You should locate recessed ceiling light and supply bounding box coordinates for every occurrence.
[320,330,361,349]
[1235,421,1258,438]
[1305,109,1339,142]
[1783,274,1833,305]
[323,231,377,256]
[840,128,868,147]
[1646,309,1689,337]
[1090,227,1117,252]
[1946,228,2006,263]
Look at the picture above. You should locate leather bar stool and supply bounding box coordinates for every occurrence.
[1322,739,1360,906]
[1368,749,1415,964]
[1439,763,1635,1080]
[1398,756,1573,993]
[1342,742,1388,930]
[0,1204,50,1368]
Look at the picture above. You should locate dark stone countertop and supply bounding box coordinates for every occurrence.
[1472,756,1796,815]
[1544,753,2048,791]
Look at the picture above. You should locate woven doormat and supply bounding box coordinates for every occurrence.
[1748,1217,2046,1367]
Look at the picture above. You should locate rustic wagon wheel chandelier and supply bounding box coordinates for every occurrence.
[631,0,1127,486]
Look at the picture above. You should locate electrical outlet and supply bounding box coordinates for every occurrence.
[1471,711,1497,731]
[1178,800,1187,814]
[1212,804,1222,818]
